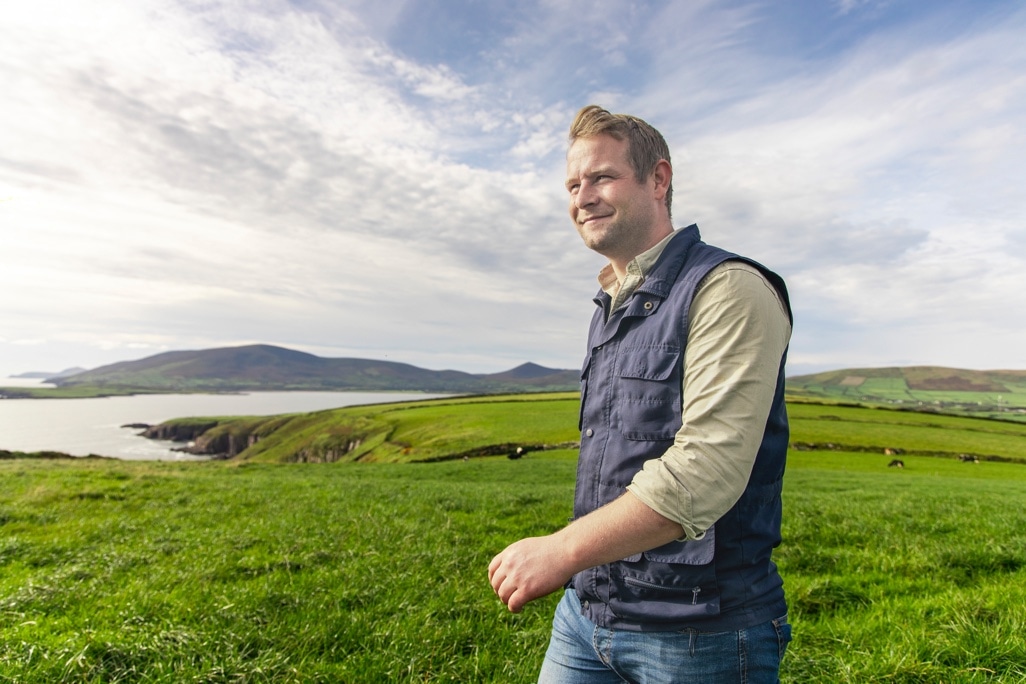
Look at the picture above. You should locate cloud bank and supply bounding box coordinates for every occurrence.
[1,0,1024,377]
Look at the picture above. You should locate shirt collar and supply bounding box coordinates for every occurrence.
[598,228,683,298]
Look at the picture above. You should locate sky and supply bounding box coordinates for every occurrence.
[2,0,1025,379]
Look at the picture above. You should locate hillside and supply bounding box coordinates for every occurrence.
[786,366,1026,420]
[136,391,1026,464]
[40,344,579,394]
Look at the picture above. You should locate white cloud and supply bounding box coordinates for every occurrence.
[1,0,1024,378]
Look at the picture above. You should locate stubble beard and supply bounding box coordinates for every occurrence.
[577,213,640,262]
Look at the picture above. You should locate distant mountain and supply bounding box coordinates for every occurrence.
[49,345,579,394]
[478,362,579,385]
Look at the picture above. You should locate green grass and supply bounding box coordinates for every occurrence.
[3,397,1026,682]
[781,455,1026,682]
[0,456,576,682]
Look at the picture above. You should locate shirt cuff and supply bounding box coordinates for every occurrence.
[627,470,707,541]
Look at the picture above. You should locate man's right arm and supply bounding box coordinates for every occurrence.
[627,262,791,539]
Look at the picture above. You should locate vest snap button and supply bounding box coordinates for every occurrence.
[585,428,594,437]
[643,301,654,310]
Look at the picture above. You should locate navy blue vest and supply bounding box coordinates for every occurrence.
[573,225,792,631]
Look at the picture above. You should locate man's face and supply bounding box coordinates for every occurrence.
[565,133,658,262]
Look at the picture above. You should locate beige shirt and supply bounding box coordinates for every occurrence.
[596,229,792,541]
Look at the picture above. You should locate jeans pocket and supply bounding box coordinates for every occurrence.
[773,614,793,660]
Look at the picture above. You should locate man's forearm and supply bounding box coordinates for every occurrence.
[488,492,684,613]
[558,491,685,568]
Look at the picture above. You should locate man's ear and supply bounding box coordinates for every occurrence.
[651,159,672,202]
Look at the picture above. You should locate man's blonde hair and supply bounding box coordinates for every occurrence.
[568,105,673,217]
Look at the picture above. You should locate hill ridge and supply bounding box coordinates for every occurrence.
[786,365,1026,420]
[47,344,579,394]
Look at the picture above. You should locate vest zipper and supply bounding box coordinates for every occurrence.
[623,576,705,604]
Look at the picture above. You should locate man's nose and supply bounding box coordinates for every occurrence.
[574,182,597,208]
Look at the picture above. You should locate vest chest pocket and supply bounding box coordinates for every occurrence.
[616,345,682,440]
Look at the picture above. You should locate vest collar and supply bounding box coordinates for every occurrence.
[593,224,701,309]
[590,225,703,345]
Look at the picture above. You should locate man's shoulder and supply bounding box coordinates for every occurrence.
[692,259,791,326]
[693,260,772,298]
[705,259,765,278]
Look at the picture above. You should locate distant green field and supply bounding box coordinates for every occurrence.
[2,396,1026,682]
[147,392,583,463]
[0,386,163,399]
[788,401,1026,462]
[787,367,1026,423]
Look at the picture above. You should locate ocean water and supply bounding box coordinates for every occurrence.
[0,383,450,460]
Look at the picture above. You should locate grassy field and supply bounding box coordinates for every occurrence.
[2,395,1026,682]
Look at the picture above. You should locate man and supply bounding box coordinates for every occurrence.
[488,105,793,683]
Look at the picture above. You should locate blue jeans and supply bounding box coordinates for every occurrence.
[538,589,791,684]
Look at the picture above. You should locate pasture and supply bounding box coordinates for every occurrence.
[2,395,1025,682]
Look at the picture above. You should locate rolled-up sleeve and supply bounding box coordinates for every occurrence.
[626,261,791,540]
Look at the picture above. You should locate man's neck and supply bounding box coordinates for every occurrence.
[607,226,675,280]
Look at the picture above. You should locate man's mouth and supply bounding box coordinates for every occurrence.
[580,213,611,225]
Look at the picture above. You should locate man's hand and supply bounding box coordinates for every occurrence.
[488,535,574,613]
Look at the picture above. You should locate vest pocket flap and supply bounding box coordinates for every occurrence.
[643,527,715,564]
[617,345,683,441]
[617,345,680,381]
